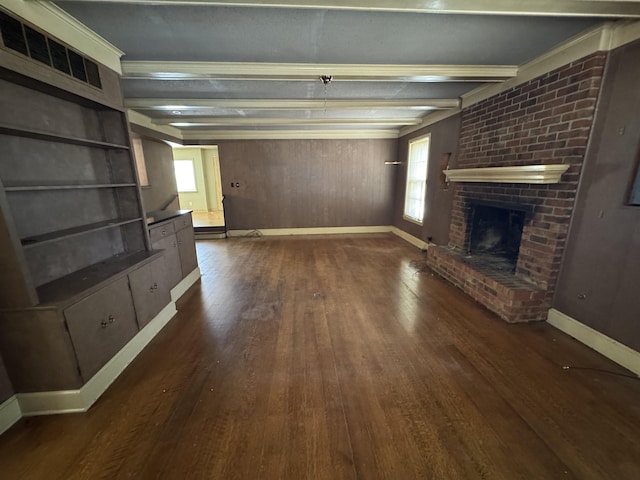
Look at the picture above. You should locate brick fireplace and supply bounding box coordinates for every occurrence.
[427,52,606,322]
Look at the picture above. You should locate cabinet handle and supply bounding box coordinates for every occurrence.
[101,319,108,328]
[162,230,167,236]
[149,285,155,293]
[108,315,115,323]
[153,282,158,290]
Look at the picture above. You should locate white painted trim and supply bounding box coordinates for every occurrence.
[170,267,201,303]
[127,110,184,140]
[227,226,393,237]
[547,308,640,377]
[51,1,640,18]
[180,129,399,140]
[121,61,517,82]
[125,98,460,111]
[443,164,570,184]
[17,302,178,416]
[398,108,462,137]
[0,396,21,435]
[609,19,640,50]
[390,227,428,250]
[2,0,123,73]
[194,232,227,240]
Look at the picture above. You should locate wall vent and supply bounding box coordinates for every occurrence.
[0,9,102,89]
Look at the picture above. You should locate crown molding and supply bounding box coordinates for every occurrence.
[461,20,640,110]
[125,98,460,110]
[47,0,640,18]
[180,129,399,140]
[121,61,517,82]
[398,108,462,137]
[2,0,124,73]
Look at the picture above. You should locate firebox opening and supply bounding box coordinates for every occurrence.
[468,203,526,271]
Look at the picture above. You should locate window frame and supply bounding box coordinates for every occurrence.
[403,134,431,225]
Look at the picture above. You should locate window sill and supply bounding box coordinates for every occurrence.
[402,215,423,226]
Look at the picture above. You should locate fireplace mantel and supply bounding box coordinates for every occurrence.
[444,164,570,184]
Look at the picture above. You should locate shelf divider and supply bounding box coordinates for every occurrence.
[0,124,130,150]
[21,217,143,249]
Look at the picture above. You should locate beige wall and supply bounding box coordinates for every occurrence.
[173,147,222,211]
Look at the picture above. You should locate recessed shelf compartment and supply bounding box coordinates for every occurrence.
[36,251,160,305]
[0,124,129,150]
[4,182,137,191]
[21,217,143,248]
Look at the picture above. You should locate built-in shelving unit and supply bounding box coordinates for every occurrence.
[0,65,148,308]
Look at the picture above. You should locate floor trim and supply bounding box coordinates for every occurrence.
[0,396,21,435]
[170,267,201,303]
[547,308,640,377]
[227,226,394,237]
[390,227,429,250]
[18,302,178,417]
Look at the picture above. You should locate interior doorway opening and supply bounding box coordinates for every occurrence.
[172,145,226,234]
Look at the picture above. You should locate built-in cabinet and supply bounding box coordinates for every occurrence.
[0,34,198,397]
[148,211,198,287]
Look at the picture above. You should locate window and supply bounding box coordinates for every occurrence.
[174,160,197,192]
[403,135,430,224]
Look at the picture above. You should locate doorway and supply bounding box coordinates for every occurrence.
[172,146,225,233]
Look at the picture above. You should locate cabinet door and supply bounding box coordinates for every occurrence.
[64,276,138,382]
[152,234,182,290]
[128,256,171,329]
[176,225,198,278]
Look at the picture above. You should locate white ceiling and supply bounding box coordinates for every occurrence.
[53,0,640,139]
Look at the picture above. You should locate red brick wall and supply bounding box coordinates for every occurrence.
[449,52,606,291]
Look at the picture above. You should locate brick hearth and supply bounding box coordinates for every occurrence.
[428,52,606,322]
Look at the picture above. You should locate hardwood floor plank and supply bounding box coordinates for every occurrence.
[1,234,640,479]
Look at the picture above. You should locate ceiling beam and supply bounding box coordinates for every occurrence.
[125,98,460,110]
[121,61,518,82]
[47,0,640,18]
[180,129,399,140]
[156,117,422,126]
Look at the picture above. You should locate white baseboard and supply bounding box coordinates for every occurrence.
[0,396,21,435]
[18,302,178,417]
[547,308,640,377]
[170,267,201,303]
[227,226,393,237]
[224,225,430,250]
[390,227,429,250]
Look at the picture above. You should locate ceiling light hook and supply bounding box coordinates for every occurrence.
[320,75,332,85]
[320,75,332,114]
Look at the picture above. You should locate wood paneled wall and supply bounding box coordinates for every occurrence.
[136,134,180,213]
[554,39,640,350]
[216,139,397,230]
[393,114,461,244]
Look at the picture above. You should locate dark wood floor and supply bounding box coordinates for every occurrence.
[1,234,640,479]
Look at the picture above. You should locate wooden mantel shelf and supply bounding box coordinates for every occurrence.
[443,164,570,184]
